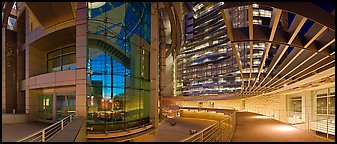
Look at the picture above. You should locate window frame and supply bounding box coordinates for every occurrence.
[46,44,76,73]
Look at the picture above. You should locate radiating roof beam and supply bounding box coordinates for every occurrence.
[2,2,14,27]
[250,16,307,93]
[247,5,253,90]
[266,37,334,89]
[220,8,244,93]
[255,25,328,92]
[272,55,332,89]
[274,59,335,90]
[248,8,282,92]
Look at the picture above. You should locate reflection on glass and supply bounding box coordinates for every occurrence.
[87,2,151,132]
[287,94,302,124]
[311,87,335,140]
[38,94,53,120]
[56,93,76,120]
[47,45,76,72]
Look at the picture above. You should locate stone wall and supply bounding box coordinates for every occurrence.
[178,99,242,110]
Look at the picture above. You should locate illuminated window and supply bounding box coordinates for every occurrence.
[47,45,76,73]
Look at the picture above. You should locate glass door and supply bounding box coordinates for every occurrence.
[56,94,66,120]
[38,94,53,120]
[56,93,76,120]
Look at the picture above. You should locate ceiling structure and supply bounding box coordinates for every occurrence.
[175,2,335,100]
[219,2,335,98]
[25,2,75,29]
[2,2,335,100]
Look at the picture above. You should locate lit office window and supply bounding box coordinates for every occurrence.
[47,45,76,72]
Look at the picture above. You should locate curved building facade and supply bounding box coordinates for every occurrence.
[86,2,152,132]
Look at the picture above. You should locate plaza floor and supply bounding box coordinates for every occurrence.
[231,112,331,142]
[2,121,51,142]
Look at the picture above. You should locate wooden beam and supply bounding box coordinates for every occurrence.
[219,2,335,31]
[2,2,14,27]
[272,56,333,89]
[250,16,307,92]
[220,9,244,93]
[257,25,328,91]
[248,8,282,92]
[266,37,334,89]
[247,5,253,90]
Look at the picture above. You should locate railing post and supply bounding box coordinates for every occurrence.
[326,115,329,139]
[13,109,16,123]
[201,131,204,142]
[70,114,72,122]
[61,120,64,130]
[42,130,45,142]
[218,121,221,141]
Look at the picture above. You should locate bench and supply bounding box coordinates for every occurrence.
[170,122,176,126]
[190,129,198,134]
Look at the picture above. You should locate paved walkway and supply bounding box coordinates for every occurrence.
[48,117,85,142]
[133,117,216,142]
[2,121,51,142]
[231,112,331,142]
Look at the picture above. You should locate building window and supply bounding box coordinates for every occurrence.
[287,94,302,124]
[311,87,335,138]
[47,45,76,73]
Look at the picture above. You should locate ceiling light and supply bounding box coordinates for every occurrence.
[88,2,106,9]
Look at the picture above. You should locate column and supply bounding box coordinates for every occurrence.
[279,94,288,123]
[304,90,312,132]
[2,27,6,112]
[150,2,159,128]
[53,93,57,121]
[25,9,31,114]
[75,2,88,117]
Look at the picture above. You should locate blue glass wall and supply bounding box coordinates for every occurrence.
[86,2,151,132]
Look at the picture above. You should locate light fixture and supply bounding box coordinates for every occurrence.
[88,2,106,9]
[284,84,287,87]
[252,115,270,119]
[274,125,296,132]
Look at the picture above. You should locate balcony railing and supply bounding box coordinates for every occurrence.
[17,112,76,142]
[180,111,237,142]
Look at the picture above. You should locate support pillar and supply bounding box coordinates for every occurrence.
[75,2,88,117]
[2,27,6,112]
[150,2,159,128]
[53,93,57,121]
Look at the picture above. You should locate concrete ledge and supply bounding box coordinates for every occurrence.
[48,117,85,142]
[87,125,154,140]
[87,126,156,142]
[2,114,30,124]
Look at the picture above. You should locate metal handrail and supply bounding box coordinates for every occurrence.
[180,111,237,142]
[17,112,76,142]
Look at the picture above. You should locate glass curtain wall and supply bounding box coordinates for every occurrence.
[38,94,53,120]
[47,45,76,73]
[86,2,151,133]
[56,93,76,120]
[286,94,303,124]
[311,87,335,140]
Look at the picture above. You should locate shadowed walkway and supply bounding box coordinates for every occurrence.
[133,117,216,142]
[231,112,331,142]
[48,117,85,142]
[2,121,51,142]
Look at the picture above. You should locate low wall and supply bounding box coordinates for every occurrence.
[180,110,230,121]
[2,114,30,124]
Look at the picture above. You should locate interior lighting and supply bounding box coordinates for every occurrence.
[88,2,106,9]
[274,125,296,132]
[284,84,287,87]
[252,115,270,119]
